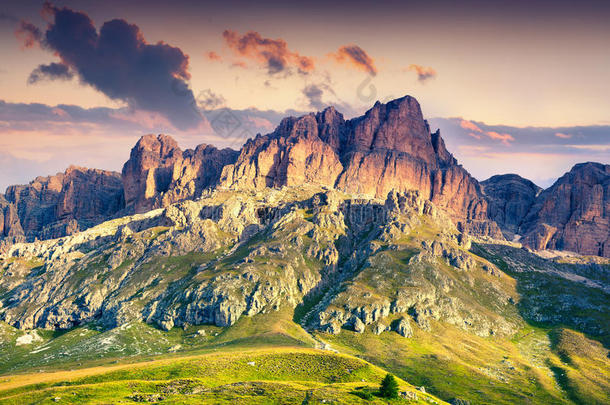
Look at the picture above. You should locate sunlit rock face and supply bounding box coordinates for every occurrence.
[0,166,124,246]
[121,134,239,213]
[221,95,500,237]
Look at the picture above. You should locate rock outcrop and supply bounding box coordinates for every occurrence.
[520,162,609,257]
[122,134,239,213]
[220,96,500,237]
[0,166,124,246]
[482,174,541,238]
[482,163,610,257]
[0,186,517,337]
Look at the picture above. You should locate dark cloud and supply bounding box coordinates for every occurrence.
[302,84,325,110]
[196,89,226,109]
[222,30,315,76]
[408,64,437,83]
[21,2,202,130]
[331,45,377,76]
[28,62,74,84]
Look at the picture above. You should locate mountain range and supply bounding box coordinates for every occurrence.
[1,95,608,257]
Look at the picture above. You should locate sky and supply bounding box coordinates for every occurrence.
[0,0,608,190]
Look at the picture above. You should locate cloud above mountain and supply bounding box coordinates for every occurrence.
[0,99,308,189]
[431,117,610,187]
[330,45,377,76]
[222,30,314,76]
[14,19,42,48]
[28,62,74,83]
[460,119,515,145]
[17,2,202,130]
[407,64,436,83]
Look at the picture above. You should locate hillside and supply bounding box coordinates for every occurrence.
[1,183,608,404]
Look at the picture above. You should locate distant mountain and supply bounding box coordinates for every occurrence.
[483,163,610,257]
[482,174,541,237]
[0,166,123,248]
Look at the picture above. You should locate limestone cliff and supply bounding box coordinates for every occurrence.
[520,162,609,257]
[220,96,500,237]
[0,166,124,247]
[121,134,239,213]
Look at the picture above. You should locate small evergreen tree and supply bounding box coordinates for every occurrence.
[379,373,399,398]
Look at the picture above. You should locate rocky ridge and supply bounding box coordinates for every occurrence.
[0,186,516,338]
[0,166,124,249]
[122,134,239,213]
[220,96,500,238]
[484,163,610,257]
[0,95,607,260]
[482,174,541,238]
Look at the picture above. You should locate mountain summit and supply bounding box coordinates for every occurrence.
[220,95,497,236]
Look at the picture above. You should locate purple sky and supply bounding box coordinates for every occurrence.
[0,0,608,189]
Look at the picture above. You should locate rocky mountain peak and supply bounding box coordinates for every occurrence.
[347,95,436,163]
[122,134,239,213]
[484,163,609,257]
[134,134,180,155]
[220,95,500,237]
[482,173,541,237]
[0,167,123,248]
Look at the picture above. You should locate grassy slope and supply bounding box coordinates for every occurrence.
[1,301,607,405]
[0,347,445,404]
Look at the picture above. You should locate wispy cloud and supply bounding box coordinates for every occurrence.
[28,62,74,84]
[14,20,42,49]
[487,131,515,145]
[554,132,572,139]
[459,119,514,145]
[197,89,226,109]
[330,45,377,76]
[460,119,483,132]
[302,84,325,110]
[205,51,222,62]
[431,117,610,186]
[222,30,314,76]
[407,64,437,83]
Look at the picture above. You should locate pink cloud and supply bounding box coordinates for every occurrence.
[460,119,514,145]
[487,131,515,145]
[555,132,572,139]
[330,45,377,76]
[247,116,274,131]
[222,30,315,75]
[206,51,222,62]
[109,110,174,130]
[14,20,42,49]
[460,119,483,133]
[408,64,437,83]
[51,107,68,118]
